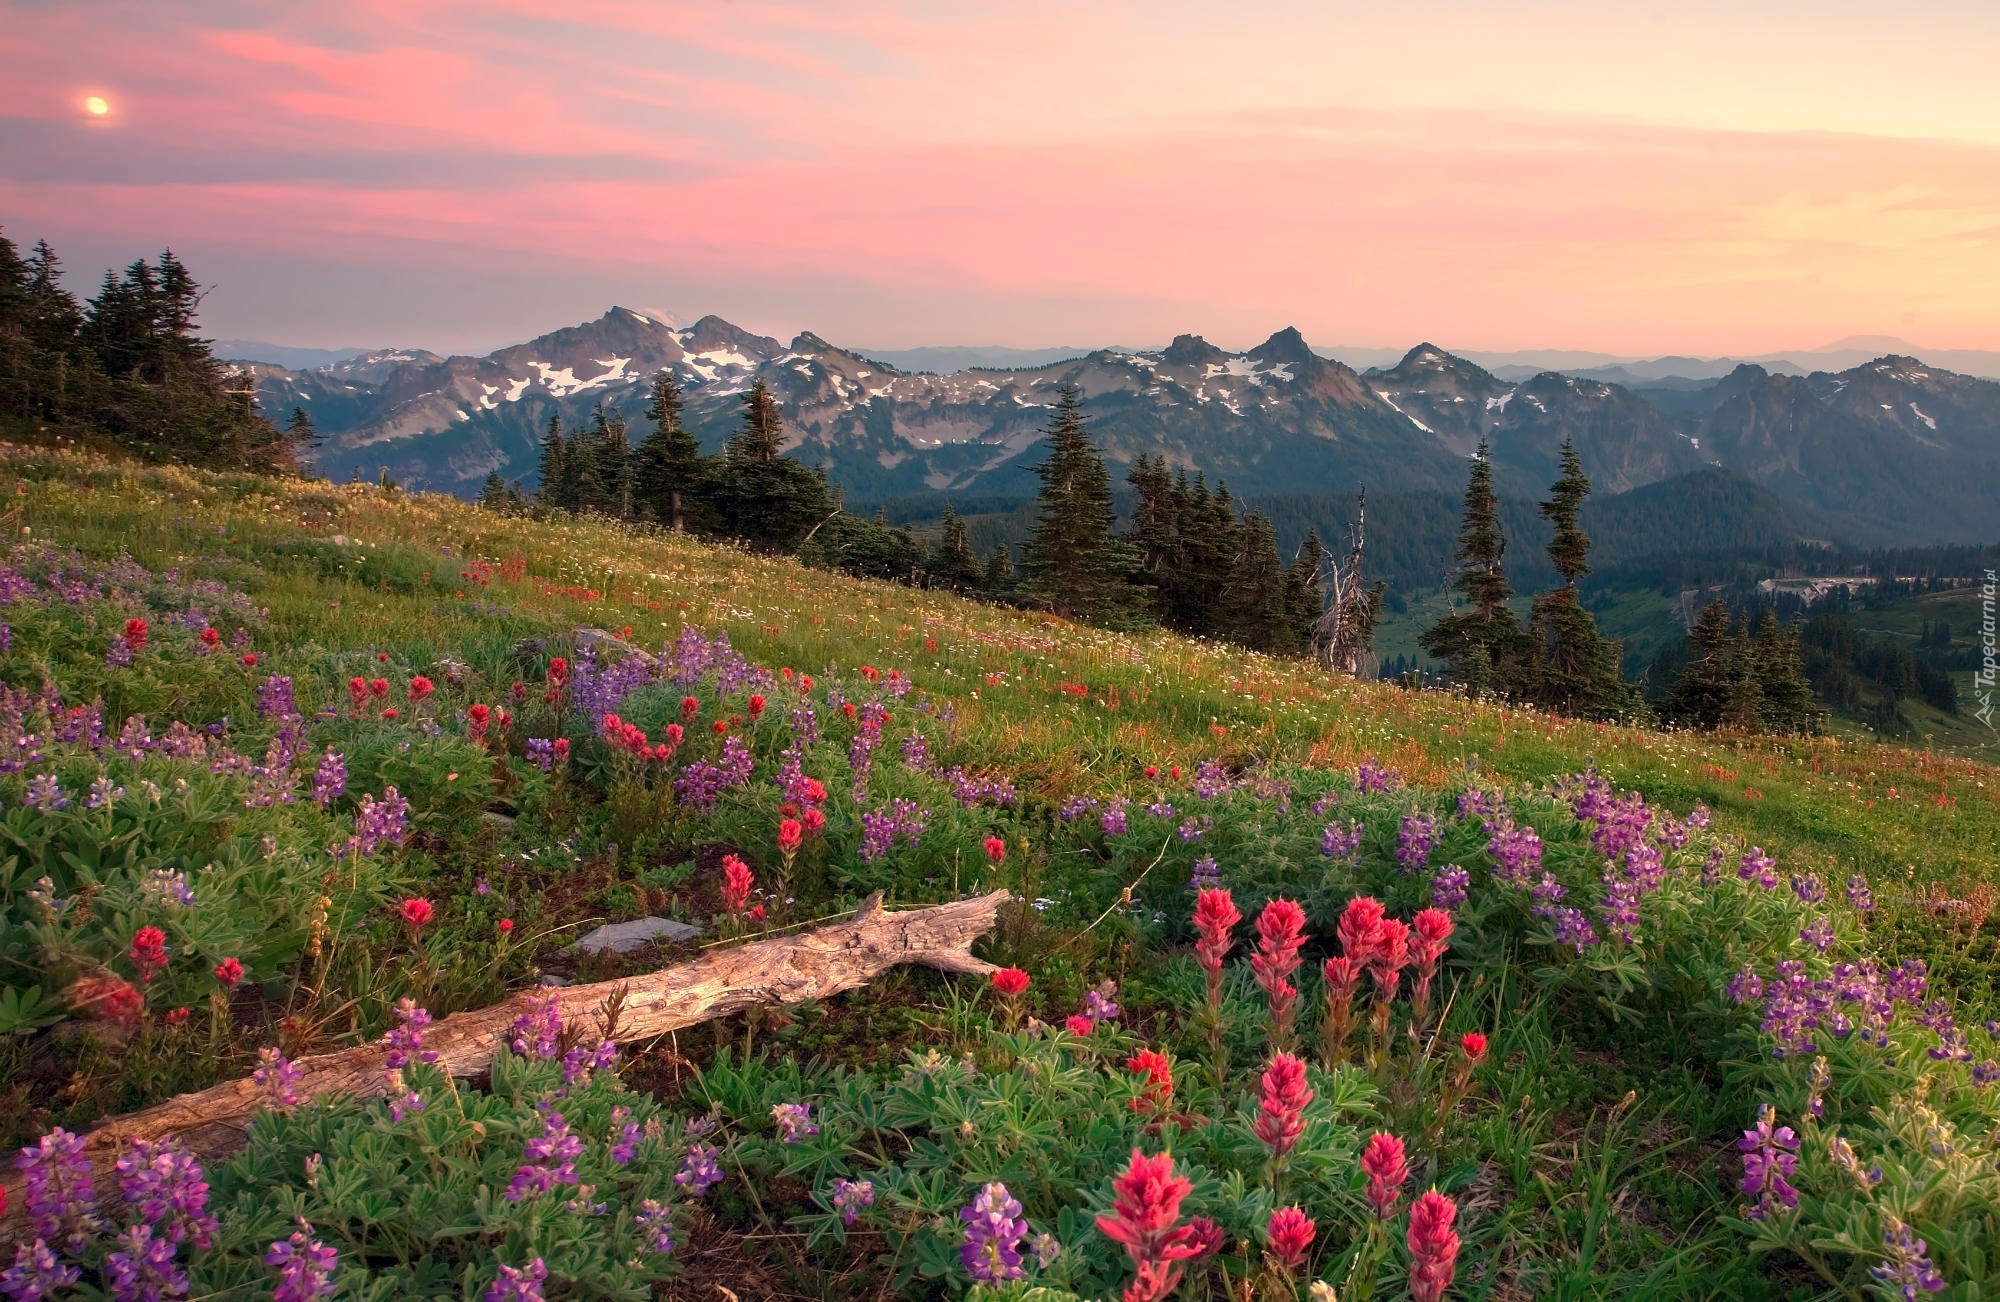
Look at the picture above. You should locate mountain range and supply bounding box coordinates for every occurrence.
[239,309,2000,546]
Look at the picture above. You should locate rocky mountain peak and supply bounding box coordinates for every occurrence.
[1162,333,1227,367]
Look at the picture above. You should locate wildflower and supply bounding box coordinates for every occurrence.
[1397,813,1436,873]
[123,617,148,652]
[1371,917,1411,1000]
[130,925,170,982]
[68,975,142,1029]
[777,818,803,855]
[399,897,434,930]
[345,786,410,857]
[1084,979,1121,1023]
[383,999,437,1071]
[1253,1052,1314,1160]
[509,992,563,1060]
[506,1109,584,1201]
[115,1137,217,1248]
[1320,955,1362,1066]
[1407,1190,1461,1302]
[263,1224,341,1301]
[468,703,491,741]
[1336,895,1387,966]
[1320,819,1363,862]
[1739,847,1779,890]
[498,918,515,936]
[254,1047,304,1109]
[1829,1133,1881,1190]
[832,1178,875,1226]
[1065,1015,1094,1036]
[1869,1218,1947,1297]
[1189,857,1223,890]
[1431,864,1470,910]
[959,1181,1029,1284]
[484,1258,549,1301]
[106,1223,188,1301]
[1095,1150,1200,1302]
[1126,1049,1174,1114]
[201,627,221,651]
[1801,918,1835,953]
[0,1239,80,1298]
[408,676,433,702]
[22,773,65,810]
[772,1102,819,1143]
[719,854,754,914]
[675,1142,723,1196]
[1265,1206,1316,1272]
[1409,907,1452,1026]
[1030,1232,1062,1269]
[983,835,1007,864]
[1460,1032,1488,1063]
[1192,888,1241,1009]
[633,1199,675,1254]
[1738,1104,1800,1220]
[15,1127,98,1252]
[1251,898,1308,1044]
[310,748,346,807]
[991,967,1030,996]
[1361,1132,1409,1219]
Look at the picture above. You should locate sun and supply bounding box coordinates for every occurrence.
[83,95,110,117]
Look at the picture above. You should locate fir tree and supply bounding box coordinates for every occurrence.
[930,503,985,593]
[1420,439,1523,696]
[285,406,319,456]
[1281,529,1326,656]
[1224,511,1288,652]
[536,414,571,510]
[1019,387,1143,626]
[729,377,785,462]
[1751,607,1821,735]
[707,381,836,551]
[1661,601,1758,730]
[632,369,706,532]
[984,543,1016,596]
[1522,439,1640,719]
[479,470,509,509]
[1125,455,1181,623]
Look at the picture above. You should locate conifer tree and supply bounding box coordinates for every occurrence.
[729,377,785,462]
[1224,511,1288,652]
[1420,439,1523,695]
[984,543,1016,596]
[1020,386,1143,625]
[632,369,705,532]
[1750,607,1821,735]
[1125,455,1181,623]
[285,406,319,455]
[930,503,984,593]
[1522,438,1640,719]
[1281,529,1326,656]
[707,379,835,551]
[536,414,571,510]
[1661,601,1757,730]
[479,470,509,509]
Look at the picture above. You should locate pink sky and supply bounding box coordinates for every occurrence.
[4,0,1999,356]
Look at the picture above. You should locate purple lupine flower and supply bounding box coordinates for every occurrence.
[675,1142,723,1196]
[1099,802,1128,837]
[14,1127,98,1252]
[561,1039,619,1088]
[1701,846,1725,887]
[772,1102,818,1143]
[1456,787,1501,821]
[1869,1218,1947,1296]
[1801,919,1835,953]
[1190,760,1232,799]
[524,737,558,771]
[484,1258,549,1302]
[901,732,931,771]
[1600,875,1642,944]
[1846,875,1874,911]
[106,1222,188,1301]
[1355,759,1402,793]
[1806,1057,1830,1119]
[1623,840,1666,893]
[609,1107,642,1164]
[1057,796,1099,821]
[1725,966,1763,1005]
[105,638,134,668]
[1031,1233,1062,1269]
[266,1225,339,1301]
[1431,864,1470,911]
[1144,799,1175,820]
[22,774,65,810]
[1738,1104,1800,1220]
[1320,820,1363,863]
[1083,980,1121,1024]
[343,786,410,857]
[832,1178,875,1225]
[1550,908,1598,953]
[1177,816,1206,843]
[142,869,197,909]
[0,1239,81,1298]
[256,675,301,722]
[959,1181,1028,1284]
[1791,874,1827,905]
[1738,848,1778,890]
[857,798,927,863]
[383,999,438,1071]
[505,1108,584,1202]
[634,1199,675,1254]
[114,1138,217,1249]
[1972,1060,2000,1086]
[1188,857,1222,891]
[306,749,345,810]
[254,1047,304,1109]
[1486,817,1543,887]
[0,622,10,653]
[509,992,563,1060]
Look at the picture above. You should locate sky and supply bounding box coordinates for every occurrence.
[4,0,2000,358]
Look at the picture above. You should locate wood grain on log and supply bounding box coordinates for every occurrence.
[0,889,1006,1244]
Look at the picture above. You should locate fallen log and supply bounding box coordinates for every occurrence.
[1,889,1007,1242]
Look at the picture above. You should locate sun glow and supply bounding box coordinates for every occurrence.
[83,95,110,116]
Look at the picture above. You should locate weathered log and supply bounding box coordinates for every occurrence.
[1,889,1007,1242]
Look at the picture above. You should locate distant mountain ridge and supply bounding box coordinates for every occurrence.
[239,308,2000,547]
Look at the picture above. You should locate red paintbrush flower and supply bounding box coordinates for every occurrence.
[1253,1052,1314,1158]
[1361,1132,1410,1219]
[1265,1206,1316,1272]
[1407,1190,1461,1302]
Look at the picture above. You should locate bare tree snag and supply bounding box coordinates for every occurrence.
[0,890,1007,1242]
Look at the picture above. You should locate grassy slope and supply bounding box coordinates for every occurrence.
[13,447,1997,999]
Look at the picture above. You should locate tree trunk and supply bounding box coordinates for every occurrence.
[0,890,1007,1242]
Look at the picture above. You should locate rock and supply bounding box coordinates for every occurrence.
[575,627,656,666]
[575,917,703,955]
[537,973,572,987]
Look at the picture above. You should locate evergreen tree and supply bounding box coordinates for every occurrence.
[576,401,628,516]
[479,470,509,509]
[285,406,319,457]
[1420,439,1524,696]
[930,503,985,594]
[632,369,706,532]
[1522,439,1640,719]
[1224,511,1289,652]
[1281,529,1326,656]
[1019,387,1143,626]
[706,381,836,551]
[984,543,1016,596]
[1751,607,1821,735]
[1661,601,1757,730]
[1125,455,1181,624]
[536,414,572,510]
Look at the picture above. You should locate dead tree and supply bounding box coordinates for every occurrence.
[1314,489,1386,677]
